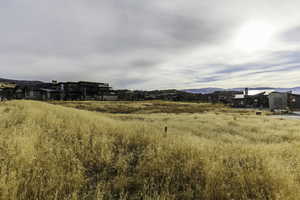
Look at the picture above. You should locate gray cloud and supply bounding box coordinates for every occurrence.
[1,0,300,89]
[281,26,300,43]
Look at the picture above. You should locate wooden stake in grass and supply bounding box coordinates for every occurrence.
[162,126,168,137]
[89,135,94,152]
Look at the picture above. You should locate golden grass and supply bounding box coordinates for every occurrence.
[0,82,15,88]
[0,100,299,199]
[49,100,266,115]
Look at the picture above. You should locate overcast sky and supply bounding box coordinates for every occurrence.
[1,0,300,90]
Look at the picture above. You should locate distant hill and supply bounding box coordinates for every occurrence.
[183,87,300,94]
[183,88,224,94]
[0,78,44,86]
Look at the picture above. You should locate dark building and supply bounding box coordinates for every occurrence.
[269,92,300,111]
[0,87,15,100]
[17,83,59,100]
[288,93,300,110]
[0,81,114,101]
[204,91,243,104]
[58,81,111,100]
[232,92,269,108]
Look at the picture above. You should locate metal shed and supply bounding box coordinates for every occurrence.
[269,92,300,111]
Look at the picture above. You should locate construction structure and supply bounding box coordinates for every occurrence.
[232,88,270,108]
[268,92,300,111]
[0,81,117,101]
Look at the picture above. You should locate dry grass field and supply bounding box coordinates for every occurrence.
[1,100,300,199]
[0,82,15,88]
[49,100,261,115]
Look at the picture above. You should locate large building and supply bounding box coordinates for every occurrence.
[57,81,112,100]
[232,89,271,108]
[0,81,117,101]
[268,92,300,111]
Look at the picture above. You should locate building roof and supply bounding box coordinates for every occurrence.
[235,90,272,99]
[247,89,275,95]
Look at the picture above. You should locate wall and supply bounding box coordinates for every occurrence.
[268,93,288,110]
[288,94,300,110]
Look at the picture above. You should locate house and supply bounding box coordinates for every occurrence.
[14,86,26,99]
[288,93,300,110]
[0,87,15,100]
[204,91,243,104]
[232,89,271,108]
[232,92,269,108]
[0,83,16,100]
[3,80,114,101]
[269,92,300,111]
[58,81,112,100]
[40,89,61,100]
[24,86,44,100]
